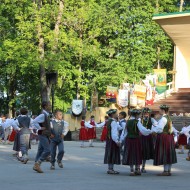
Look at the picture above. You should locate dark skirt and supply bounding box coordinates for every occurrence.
[104,138,121,165]
[178,134,187,145]
[154,134,177,166]
[123,137,142,166]
[13,132,20,151]
[141,134,154,160]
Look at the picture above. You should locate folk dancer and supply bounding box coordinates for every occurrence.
[104,109,121,175]
[121,109,152,176]
[32,101,52,173]
[100,116,109,147]
[151,105,177,176]
[12,107,32,164]
[79,116,93,148]
[178,122,188,154]
[50,110,69,170]
[140,107,154,173]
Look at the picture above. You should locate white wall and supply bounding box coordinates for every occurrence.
[175,46,190,88]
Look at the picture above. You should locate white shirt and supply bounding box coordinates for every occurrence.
[12,115,32,131]
[1,118,14,129]
[151,114,173,134]
[32,110,49,130]
[110,119,120,143]
[84,121,93,129]
[87,120,105,128]
[118,119,126,131]
[120,117,152,142]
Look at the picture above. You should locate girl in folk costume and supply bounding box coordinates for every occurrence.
[100,116,109,146]
[104,109,121,174]
[140,107,154,173]
[87,115,104,147]
[152,105,177,176]
[178,122,188,154]
[79,116,93,148]
[121,109,152,176]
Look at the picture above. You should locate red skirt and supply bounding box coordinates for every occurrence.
[9,129,16,142]
[101,126,108,141]
[79,128,88,141]
[178,134,187,145]
[87,127,96,139]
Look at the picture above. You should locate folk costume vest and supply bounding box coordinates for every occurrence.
[126,119,140,138]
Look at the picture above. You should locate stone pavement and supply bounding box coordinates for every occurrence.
[0,142,189,190]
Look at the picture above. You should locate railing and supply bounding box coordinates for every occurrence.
[155,82,174,101]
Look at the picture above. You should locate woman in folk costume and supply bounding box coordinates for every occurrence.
[152,105,177,176]
[121,109,152,176]
[100,116,109,144]
[178,122,188,154]
[140,107,154,173]
[104,109,121,175]
[79,116,93,148]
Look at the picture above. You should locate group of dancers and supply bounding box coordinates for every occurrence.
[0,101,69,173]
[79,105,180,176]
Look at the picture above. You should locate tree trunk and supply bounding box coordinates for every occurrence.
[156,0,159,13]
[179,0,184,12]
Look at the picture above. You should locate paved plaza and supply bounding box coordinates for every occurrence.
[0,142,189,190]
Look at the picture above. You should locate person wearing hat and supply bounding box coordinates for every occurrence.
[140,107,154,173]
[104,109,121,174]
[120,109,152,176]
[151,105,177,176]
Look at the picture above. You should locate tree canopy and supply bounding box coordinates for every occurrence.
[0,0,189,115]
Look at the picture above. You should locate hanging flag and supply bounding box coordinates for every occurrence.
[118,89,129,107]
[106,86,118,103]
[154,69,167,94]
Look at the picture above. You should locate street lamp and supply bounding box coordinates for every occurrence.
[46,72,58,113]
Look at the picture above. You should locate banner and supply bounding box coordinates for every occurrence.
[106,86,118,103]
[134,85,147,98]
[154,69,167,94]
[118,89,128,107]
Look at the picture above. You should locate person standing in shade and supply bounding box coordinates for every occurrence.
[104,109,121,175]
[152,105,177,176]
[50,110,69,170]
[32,101,52,173]
[140,107,154,173]
[12,107,32,164]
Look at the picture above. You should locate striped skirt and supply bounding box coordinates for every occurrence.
[141,134,154,160]
[104,138,121,165]
[123,137,142,166]
[154,134,177,166]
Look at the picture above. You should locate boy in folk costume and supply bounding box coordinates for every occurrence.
[140,107,154,173]
[79,116,93,148]
[50,110,69,170]
[121,109,152,176]
[12,108,32,164]
[104,109,121,175]
[152,105,177,176]
[178,122,188,154]
[32,101,52,173]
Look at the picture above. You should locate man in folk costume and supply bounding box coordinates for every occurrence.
[152,105,177,176]
[32,101,52,173]
[50,110,69,170]
[120,109,152,176]
[104,109,121,175]
[12,107,32,164]
[140,107,154,173]
[79,116,93,148]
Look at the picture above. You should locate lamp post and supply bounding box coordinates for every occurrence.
[46,72,58,113]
